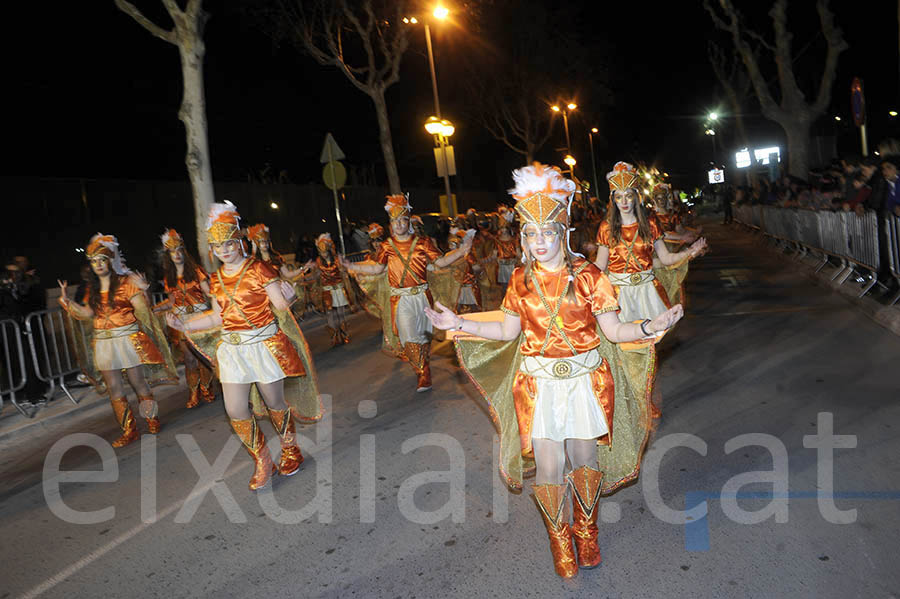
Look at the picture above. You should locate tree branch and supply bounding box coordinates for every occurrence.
[811,0,849,113]
[114,0,177,44]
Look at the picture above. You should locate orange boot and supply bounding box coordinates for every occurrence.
[230,418,277,491]
[404,342,432,392]
[267,407,304,476]
[339,321,351,345]
[568,465,604,569]
[138,394,161,434]
[185,366,201,409]
[199,364,216,403]
[109,396,140,448]
[533,483,578,578]
[327,326,341,347]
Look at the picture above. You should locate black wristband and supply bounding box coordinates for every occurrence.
[640,319,651,336]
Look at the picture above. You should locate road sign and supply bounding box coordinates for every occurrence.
[851,77,866,127]
[320,133,346,163]
[323,161,347,190]
[708,168,725,184]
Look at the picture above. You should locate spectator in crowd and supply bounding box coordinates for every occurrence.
[843,174,872,212]
[859,157,887,216]
[881,156,900,217]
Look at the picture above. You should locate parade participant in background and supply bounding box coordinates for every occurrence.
[595,162,706,325]
[495,211,520,286]
[410,215,438,250]
[442,228,482,314]
[304,232,356,346]
[472,213,498,285]
[155,229,217,408]
[247,223,305,280]
[344,194,473,392]
[427,163,682,578]
[366,222,385,261]
[167,202,322,491]
[59,234,177,447]
[650,183,700,244]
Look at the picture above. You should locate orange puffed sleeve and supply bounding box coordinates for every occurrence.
[596,222,610,247]
[500,267,522,316]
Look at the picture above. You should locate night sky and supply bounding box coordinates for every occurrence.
[5,1,899,191]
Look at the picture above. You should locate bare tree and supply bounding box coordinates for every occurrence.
[114,0,215,267]
[707,41,753,151]
[267,0,409,194]
[704,0,848,178]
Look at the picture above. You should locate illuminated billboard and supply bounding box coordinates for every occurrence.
[735,146,781,168]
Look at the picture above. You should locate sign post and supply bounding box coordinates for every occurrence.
[320,133,347,255]
[851,77,868,157]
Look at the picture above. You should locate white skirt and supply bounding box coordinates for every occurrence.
[458,285,478,306]
[498,260,516,284]
[608,271,668,323]
[393,290,432,344]
[325,285,349,308]
[523,350,610,441]
[216,322,286,385]
[94,324,143,371]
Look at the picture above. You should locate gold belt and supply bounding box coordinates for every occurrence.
[174,302,209,316]
[391,284,428,297]
[608,270,655,287]
[93,323,140,339]
[519,348,603,380]
[221,322,279,345]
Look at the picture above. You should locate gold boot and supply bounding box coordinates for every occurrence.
[533,483,578,578]
[230,418,277,491]
[185,366,201,409]
[339,321,351,344]
[109,396,140,448]
[267,407,304,476]
[568,465,604,569]
[138,394,161,434]
[199,364,216,403]
[404,342,432,392]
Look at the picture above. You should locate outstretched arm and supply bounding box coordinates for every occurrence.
[166,297,223,332]
[342,256,387,275]
[654,237,707,266]
[424,301,521,341]
[433,236,474,268]
[595,304,683,343]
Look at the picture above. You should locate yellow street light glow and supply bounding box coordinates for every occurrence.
[439,119,455,137]
[890,111,898,117]
[270,202,279,209]
[424,115,443,135]
[433,5,449,19]
[551,105,560,112]
[708,112,718,121]
[567,103,577,110]
[564,155,576,167]
[834,116,841,121]
[403,17,409,23]
[663,172,669,177]
[410,16,418,23]
[591,127,598,133]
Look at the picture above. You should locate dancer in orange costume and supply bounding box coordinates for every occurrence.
[306,232,355,346]
[167,202,322,491]
[495,210,520,286]
[343,194,473,392]
[247,223,305,279]
[59,234,176,448]
[155,229,218,408]
[427,164,682,578]
[445,229,482,313]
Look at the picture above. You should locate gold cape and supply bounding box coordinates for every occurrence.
[654,255,690,307]
[454,330,655,494]
[185,308,324,422]
[63,301,179,395]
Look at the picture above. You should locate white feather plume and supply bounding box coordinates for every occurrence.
[206,200,240,230]
[507,164,576,201]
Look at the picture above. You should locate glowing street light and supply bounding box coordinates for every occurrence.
[890,111,898,117]
[834,115,841,121]
[270,202,279,210]
[588,128,600,196]
[564,155,576,167]
[551,105,560,112]
[708,112,719,121]
[567,103,577,111]
[551,101,577,161]
[433,5,449,19]
[591,127,598,133]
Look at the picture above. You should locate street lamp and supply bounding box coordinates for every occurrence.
[588,127,600,199]
[551,102,577,171]
[705,128,717,158]
[425,116,455,215]
[564,155,577,168]
[708,112,719,121]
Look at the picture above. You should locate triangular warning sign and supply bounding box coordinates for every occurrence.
[320,133,346,163]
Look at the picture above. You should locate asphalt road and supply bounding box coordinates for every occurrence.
[1,222,898,599]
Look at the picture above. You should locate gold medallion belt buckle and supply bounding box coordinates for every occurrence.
[186,304,195,314]
[410,286,420,295]
[552,359,573,378]
[228,333,241,344]
[630,273,642,285]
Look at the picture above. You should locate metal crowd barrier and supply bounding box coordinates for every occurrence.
[24,308,82,406]
[733,205,892,299]
[0,318,30,417]
[345,250,370,263]
[151,291,166,306]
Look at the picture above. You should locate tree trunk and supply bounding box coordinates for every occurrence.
[371,87,402,194]
[781,118,812,179]
[178,42,215,270]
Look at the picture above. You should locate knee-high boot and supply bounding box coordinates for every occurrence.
[138,394,160,434]
[567,465,604,568]
[404,342,432,392]
[198,364,216,403]
[267,407,304,476]
[185,366,201,409]
[109,396,140,448]
[230,417,277,491]
[532,483,578,578]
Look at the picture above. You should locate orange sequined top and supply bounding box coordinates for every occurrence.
[472,231,497,261]
[374,236,443,288]
[453,253,478,286]
[501,259,618,358]
[316,258,343,286]
[86,278,144,330]
[654,211,680,233]
[209,258,281,331]
[164,267,209,308]
[496,237,519,260]
[596,218,662,273]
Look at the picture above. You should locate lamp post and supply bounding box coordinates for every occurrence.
[425,116,455,216]
[588,127,600,199]
[705,128,717,160]
[551,102,577,159]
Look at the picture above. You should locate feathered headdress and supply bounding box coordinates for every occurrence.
[508,162,580,258]
[247,224,270,242]
[206,201,242,244]
[652,182,671,195]
[316,232,334,253]
[367,223,384,239]
[85,233,131,275]
[607,161,639,191]
[160,228,183,250]
[384,194,412,220]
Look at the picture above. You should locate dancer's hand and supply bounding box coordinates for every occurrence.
[57,280,69,306]
[280,280,297,304]
[424,301,461,331]
[131,271,150,290]
[648,304,683,334]
[165,312,185,332]
[689,237,708,258]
